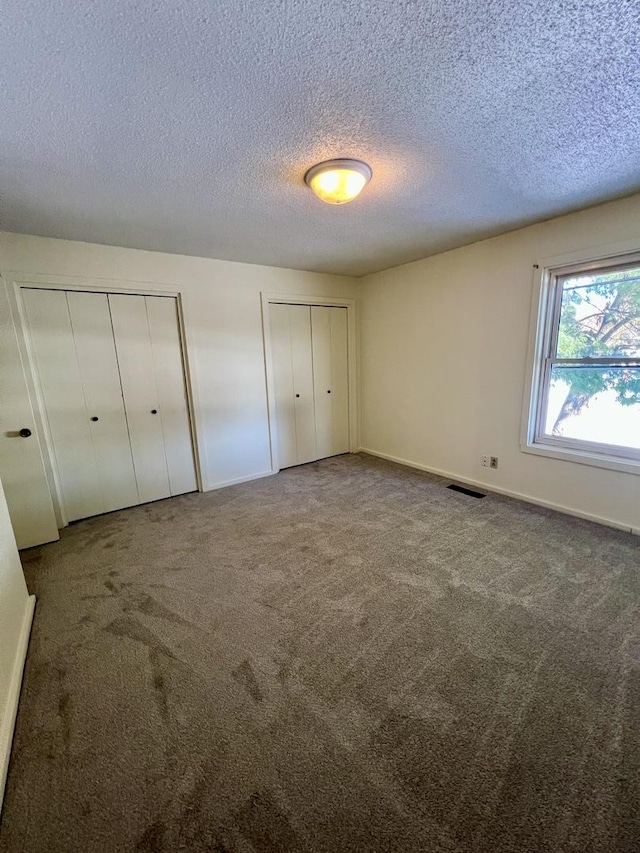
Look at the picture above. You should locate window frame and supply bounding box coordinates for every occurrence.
[522,240,640,475]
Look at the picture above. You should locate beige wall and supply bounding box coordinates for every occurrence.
[0,232,357,492]
[3,193,640,534]
[0,471,32,808]
[359,194,640,532]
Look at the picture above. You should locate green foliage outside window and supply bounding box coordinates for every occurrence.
[552,268,640,435]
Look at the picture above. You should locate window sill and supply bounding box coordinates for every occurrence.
[521,440,640,476]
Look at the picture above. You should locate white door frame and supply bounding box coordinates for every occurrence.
[5,271,206,528]
[261,292,358,473]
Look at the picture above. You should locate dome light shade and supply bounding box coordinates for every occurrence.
[304,159,372,205]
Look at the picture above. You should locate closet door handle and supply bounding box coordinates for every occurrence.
[295,394,300,398]
[151,409,158,414]
[90,416,99,422]
[327,390,331,394]
[19,428,32,438]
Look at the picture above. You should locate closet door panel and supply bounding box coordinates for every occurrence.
[310,306,333,459]
[328,307,350,455]
[146,296,197,495]
[311,307,349,459]
[290,305,316,465]
[22,289,102,521]
[67,291,139,512]
[109,294,170,504]
[269,304,298,469]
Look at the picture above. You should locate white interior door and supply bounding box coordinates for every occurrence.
[22,289,103,522]
[109,294,171,504]
[0,285,58,548]
[145,296,197,495]
[290,306,316,465]
[270,304,318,469]
[311,306,349,459]
[67,292,139,513]
[269,304,298,468]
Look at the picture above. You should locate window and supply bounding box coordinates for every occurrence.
[526,251,640,472]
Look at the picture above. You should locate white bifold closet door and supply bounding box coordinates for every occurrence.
[23,289,196,523]
[270,304,317,467]
[311,306,349,460]
[270,303,349,469]
[109,294,197,503]
[23,289,139,521]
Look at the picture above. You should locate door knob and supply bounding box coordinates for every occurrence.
[327,390,331,394]
[19,428,32,438]
[151,409,158,414]
[91,416,99,422]
[295,394,300,398]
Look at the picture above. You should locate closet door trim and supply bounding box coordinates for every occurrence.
[261,292,358,473]
[8,275,203,527]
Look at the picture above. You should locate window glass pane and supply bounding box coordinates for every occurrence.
[544,366,640,450]
[556,266,640,358]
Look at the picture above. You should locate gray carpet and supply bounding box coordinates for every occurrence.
[1,453,639,852]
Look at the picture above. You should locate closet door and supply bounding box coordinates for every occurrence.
[269,304,316,468]
[22,289,102,521]
[146,296,197,495]
[290,305,317,464]
[311,306,349,459]
[270,304,298,468]
[109,294,171,504]
[67,292,139,513]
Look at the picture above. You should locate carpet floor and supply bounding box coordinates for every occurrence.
[1,453,639,852]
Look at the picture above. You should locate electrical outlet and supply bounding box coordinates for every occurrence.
[490,456,499,469]
[481,455,489,467]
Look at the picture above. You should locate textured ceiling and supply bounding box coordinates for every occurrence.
[2,1,640,276]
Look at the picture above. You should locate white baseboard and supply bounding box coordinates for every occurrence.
[0,594,35,814]
[358,447,635,534]
[204,469,276,491]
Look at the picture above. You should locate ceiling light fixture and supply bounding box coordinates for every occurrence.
[304,158,372,205]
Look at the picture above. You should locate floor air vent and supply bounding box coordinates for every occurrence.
[447,483,486,499]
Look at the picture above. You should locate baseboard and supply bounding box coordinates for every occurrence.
[358,447,634,534]
[204,469,276,491]
[0,594,35,814]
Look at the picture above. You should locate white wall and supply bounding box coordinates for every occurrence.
[0,232,357,492]
[0,471,33,810]
[359,193,640,532]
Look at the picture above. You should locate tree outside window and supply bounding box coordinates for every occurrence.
[536,260,640,459]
